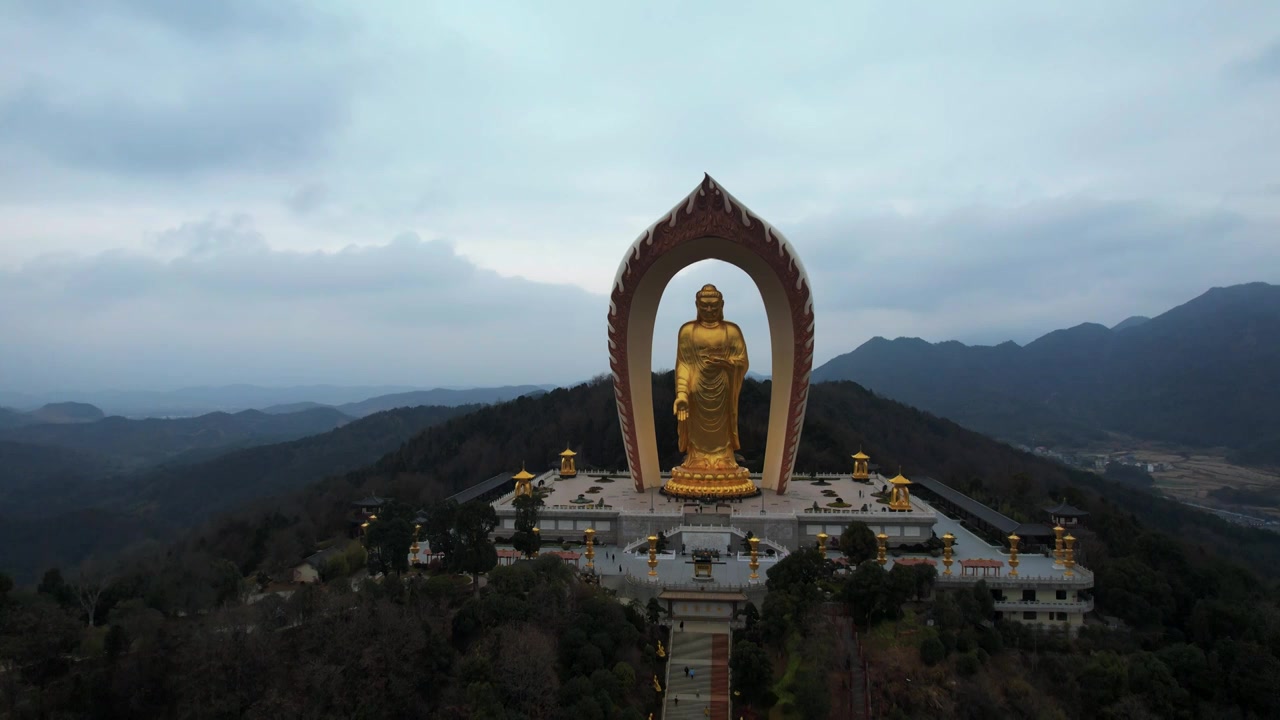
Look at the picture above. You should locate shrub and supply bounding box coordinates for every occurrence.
[956,652,981,676]
[920,636,946,666]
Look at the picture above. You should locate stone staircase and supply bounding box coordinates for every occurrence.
[663,622,730,719]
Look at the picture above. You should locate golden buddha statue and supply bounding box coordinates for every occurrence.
[662,284,758,498]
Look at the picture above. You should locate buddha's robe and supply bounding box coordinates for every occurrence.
[675,319,748,470]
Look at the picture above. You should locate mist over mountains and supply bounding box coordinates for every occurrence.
[0,383,555,418]
[813,282,1280,460]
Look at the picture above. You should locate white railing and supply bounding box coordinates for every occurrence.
[801,506,935,518]
[994,598,1095,613]
[936,571,1093,589]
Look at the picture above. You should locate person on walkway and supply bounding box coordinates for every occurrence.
[684,666,689,677]
[690,669,696,680]
[680,620,685,630]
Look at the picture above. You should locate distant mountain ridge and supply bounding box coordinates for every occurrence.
[812,282,1280,457]
[0,402,105,428]
[0,403,478,583]
[0,383,558,418]
[259,385,550,417]
[0,406,352,470]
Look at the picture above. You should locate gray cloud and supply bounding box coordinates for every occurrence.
[799,199,1277,349]
[1,4,1278,391]
[11,0,322,40]
[0,219,608,391]
[0,79,346,175]
[1233,38,1280,79]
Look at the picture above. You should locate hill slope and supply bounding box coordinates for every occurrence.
[334,385,549,417]
[812,282,1280,454]
[193,374,1280,582]
[0,404,477,583]
[0,407,352,469]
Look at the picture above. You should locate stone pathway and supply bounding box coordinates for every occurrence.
[663,621,730,720]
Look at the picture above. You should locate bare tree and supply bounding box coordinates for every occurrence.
[76,568,111,628]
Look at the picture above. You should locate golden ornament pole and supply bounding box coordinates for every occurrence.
[647,534,659,579]
[657,640,666,658]
[1007,533,1020,578]
[1064,534,1076,578]
[584,527,596,571]
[531,526,540,558]
[748,536,760,581]
[817,531,829,552]
[876,532,888,566]
[942,532,954,576]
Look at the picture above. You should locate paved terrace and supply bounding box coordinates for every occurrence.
[492,470,897,515]
[883,497,1093,587]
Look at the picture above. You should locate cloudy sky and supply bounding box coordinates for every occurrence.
[1,1,1278,393]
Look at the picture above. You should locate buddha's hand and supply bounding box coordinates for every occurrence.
[674,393,689,421]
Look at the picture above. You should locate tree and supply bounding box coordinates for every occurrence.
[37,567,75,606]
[423,499,460,566]
[645,597,666,626]
[790,665,831,719]
[839,521,878,564]
[76,569,111,627]
[510,494,543,558]
[842,560,900,626]
[730,640,774,706]
[367,517,415,576]
[454,501,499,593]
[765,546,828,592]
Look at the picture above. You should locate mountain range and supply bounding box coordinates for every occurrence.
[261,385,550,417]
[812,282,1280,462]
[0,403,477,583]
[0,383,555,418]
[0,406,353,470]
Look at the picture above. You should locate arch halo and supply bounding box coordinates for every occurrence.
[608,175,815,494]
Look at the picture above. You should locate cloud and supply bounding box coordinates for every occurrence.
[1232,38,1280,80]
[1,197,1276,393]
[0,79,347,176]
[0,1,354,177]
[0,220,609,391]
[796,198,1278,349]
[10,0,323,41]
[1,3,1279,391]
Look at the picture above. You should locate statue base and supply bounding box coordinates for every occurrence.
[662,465,758,499]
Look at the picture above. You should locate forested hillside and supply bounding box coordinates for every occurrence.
[812,282,1280,456]
[0,406,353,470]
[0,404,477,584]
[190,374,1280,585]
[6,374,1280,718]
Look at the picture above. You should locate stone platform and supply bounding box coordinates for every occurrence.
[491,470,937,551]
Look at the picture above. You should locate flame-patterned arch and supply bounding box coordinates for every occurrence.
[608,175,815,494]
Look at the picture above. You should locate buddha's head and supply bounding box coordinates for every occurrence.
[695,284,724,323]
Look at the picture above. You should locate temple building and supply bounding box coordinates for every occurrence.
[1045,500,1089,528]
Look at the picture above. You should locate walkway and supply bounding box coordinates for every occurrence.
[664,620,731,720]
